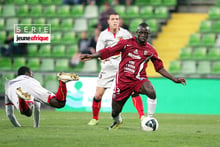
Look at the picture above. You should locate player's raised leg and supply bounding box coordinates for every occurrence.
[57,72,79,83]
[48,72,79,108]
[139,81,157,118]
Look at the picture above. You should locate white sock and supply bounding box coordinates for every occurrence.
[147,98,157,117]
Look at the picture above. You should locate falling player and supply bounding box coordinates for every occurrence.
[81,22,186,129]
[5,66,79,127]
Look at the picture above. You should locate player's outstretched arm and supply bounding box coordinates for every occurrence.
[157,68,186,85]
[80,52,101,62]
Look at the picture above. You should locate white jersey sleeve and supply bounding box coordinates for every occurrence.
[96,31,107,52]
[121,28,133,39]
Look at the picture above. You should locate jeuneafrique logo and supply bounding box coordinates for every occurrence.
[14,24,51,43]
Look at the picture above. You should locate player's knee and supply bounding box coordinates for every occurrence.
[49,98,66,108]
[95,90,105,100]
[143,90,156,99]
[56,101,65,108]
[21,109,32,117]
[94,94,103,100]
[148,92,156,99]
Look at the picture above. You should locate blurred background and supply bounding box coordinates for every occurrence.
[0,0,219,114]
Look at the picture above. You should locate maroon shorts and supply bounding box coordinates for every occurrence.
[112,78,149,101]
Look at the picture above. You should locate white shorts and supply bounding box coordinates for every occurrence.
[96,70,116,88]
[96,59,119,88]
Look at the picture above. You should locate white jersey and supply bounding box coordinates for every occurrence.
[96,27,132,88]
[5,75,54,110]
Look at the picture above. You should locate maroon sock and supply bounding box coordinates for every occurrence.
[56,81,67,101]
[18,98,29,113]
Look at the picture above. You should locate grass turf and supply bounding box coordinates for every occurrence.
[0,110,219,147]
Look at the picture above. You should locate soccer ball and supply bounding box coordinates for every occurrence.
[141,117,159,131]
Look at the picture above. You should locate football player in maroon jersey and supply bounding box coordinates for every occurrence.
[81,22,186,129]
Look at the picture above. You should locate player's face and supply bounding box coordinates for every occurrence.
[136,26,149,44]
[108,15,120,30]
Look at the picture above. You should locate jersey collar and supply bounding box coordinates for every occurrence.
[108,27,120,38]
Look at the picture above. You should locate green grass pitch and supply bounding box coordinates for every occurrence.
[0,110,219,147]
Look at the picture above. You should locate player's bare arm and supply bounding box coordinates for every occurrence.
[80,52,101,61]
[157,68,186,85]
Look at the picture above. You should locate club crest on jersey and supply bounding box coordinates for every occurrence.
[144,50,148,55]
[133,49,138,54]
[118,37,123,40]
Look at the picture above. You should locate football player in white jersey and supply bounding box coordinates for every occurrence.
[5,66,79,128]
[88,12,145,126]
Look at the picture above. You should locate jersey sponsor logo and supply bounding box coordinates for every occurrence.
[133,49,138,54]
[124,61,135,73]
[126,44,132,47]
[144,50,148,55]
[125,60,135,73]
[124,67,135,73]
[129,60,135,64]
[128,52,141,59]
[126,64,135,69]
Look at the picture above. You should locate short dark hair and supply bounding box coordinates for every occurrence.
[138,22,150,33]
[17,66,31,76]
[139,22,148,28]
[107,11,119,19]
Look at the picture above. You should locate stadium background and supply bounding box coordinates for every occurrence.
[0,0,220,115]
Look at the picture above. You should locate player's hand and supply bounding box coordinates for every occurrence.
[80,54,92,61]
[174,78,186,85]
